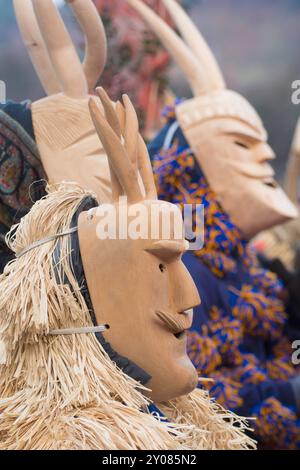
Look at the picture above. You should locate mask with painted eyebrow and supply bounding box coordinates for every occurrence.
[225,130,266,145]
[78,89,200,402]
[128,0,298,238]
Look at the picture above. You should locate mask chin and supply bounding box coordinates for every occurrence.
[52,196,152,388]
[226,181,298,239]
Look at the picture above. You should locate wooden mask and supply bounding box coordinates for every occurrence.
[13,0,111,202]
[252,117,300,268]
[78,89,200,402]
[128,0,298,238]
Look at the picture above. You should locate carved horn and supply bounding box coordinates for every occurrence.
[127,0,210,96]
[162,0,225,91]
[115,97,157,199]
[66,0,107,92]
[137,135,158,200]
[32,0,87,98]
[95,87,123,201]
[13,0,61,95]
[89,93,143,204]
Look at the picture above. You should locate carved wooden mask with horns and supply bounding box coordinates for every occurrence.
[128,0,298,238]
[13,0,112,202]
[78,88,200,402]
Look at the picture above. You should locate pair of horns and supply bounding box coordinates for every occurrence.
[127,0,225,96]
[13,0,107,97]
[89,88,157,204]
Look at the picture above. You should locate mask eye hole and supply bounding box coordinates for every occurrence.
[235,141,249,149]
[159,263,166,273]
[264,180,278,189]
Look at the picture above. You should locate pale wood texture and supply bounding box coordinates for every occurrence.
[66,0,107,92]
[253,118,300,268]
[32,95,111,202]
[15,0,107,94]
[13,0,61,95]
[162,0,225,91]
[129,0,298,238]
[79,90,200,402]
[32,0,87,98]
[15,0,112,202]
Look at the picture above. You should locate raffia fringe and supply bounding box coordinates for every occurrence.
[0,183,256,450]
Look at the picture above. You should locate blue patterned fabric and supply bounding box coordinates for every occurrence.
[148,102,300,449]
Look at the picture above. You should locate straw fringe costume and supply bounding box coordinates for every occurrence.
[0,183,255,450]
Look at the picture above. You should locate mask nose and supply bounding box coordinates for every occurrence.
[255,142,276,163]
[169,261,201,313]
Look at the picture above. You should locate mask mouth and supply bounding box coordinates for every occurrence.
[263,177,278,189]
[173,330,187,340]
[156,309,192,339]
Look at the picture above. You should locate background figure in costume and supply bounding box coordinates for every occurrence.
[150,112,300,449]
[94,0,182,139]
[0,89,254,450]
[128,0,300,448]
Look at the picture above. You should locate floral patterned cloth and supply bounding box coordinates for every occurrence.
[94,0,178,139]
[0,101,46,271]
